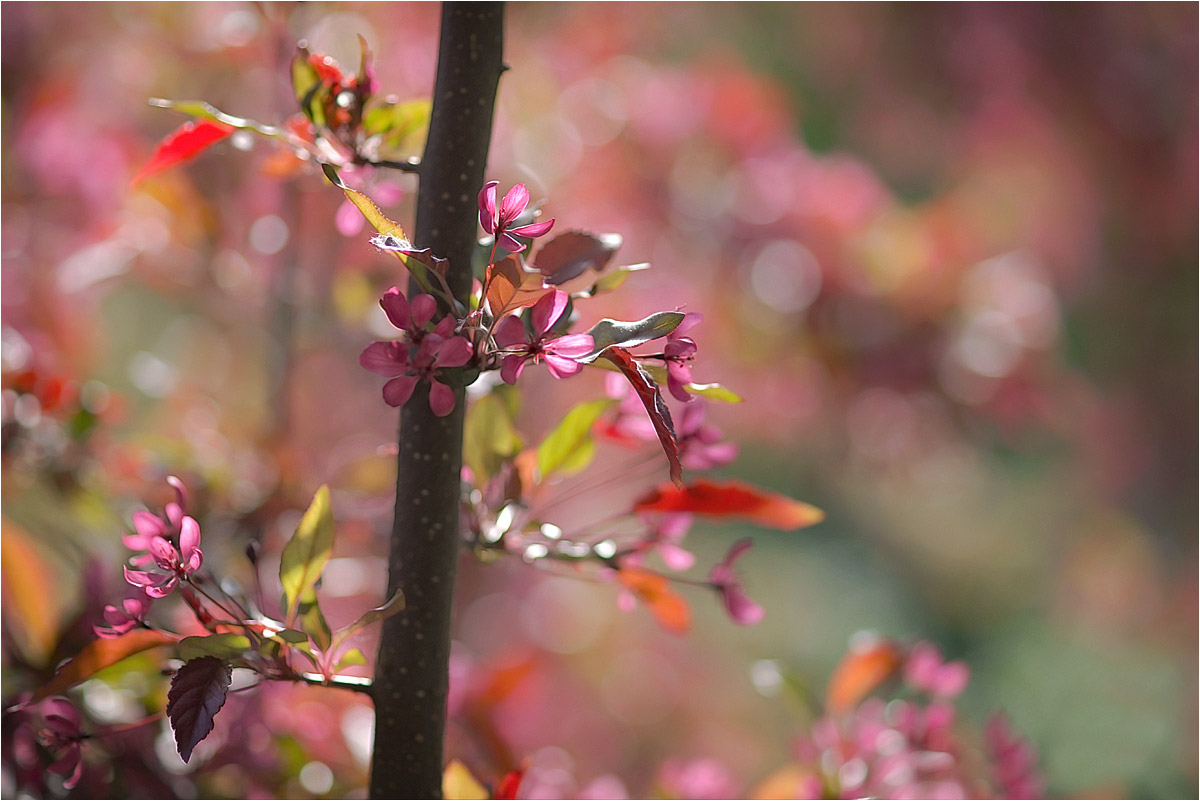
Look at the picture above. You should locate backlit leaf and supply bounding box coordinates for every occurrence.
[297,585,332,652]
[576,263,650,298]
[322,164,407,241]
[617,568,691,634]
[533,231,622,285]
[335,648,367,671]
[826,638,904,714]
[167,656,231,763]
[363,99,431,151]
[279,486,335,625]
[444,759,489,800]
[464,389,524,485]
[536,398,617,479]
[31,628,176,704]
[580,312,684,363]
[178,633,252,662]
[683,382,743,403]
[1,520,61,665]
[330,589,405,652]
[603,347,683,487]
[131,119,234,187]
[486,254,550,320]
[634,479,824,530]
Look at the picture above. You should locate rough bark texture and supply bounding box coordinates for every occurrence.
[369,4,504,799]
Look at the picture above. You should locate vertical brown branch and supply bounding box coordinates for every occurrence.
[370,4,504,798]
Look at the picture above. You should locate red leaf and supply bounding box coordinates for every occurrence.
[132,119,235,187]
[532,231,621,285]
[602,346,683,487]
[495,768,525,800]
[486,254,550,319]
[29,628,176,705]
[634,478,824,530]
[617,568,691,634]
[167,656,231,763]
[825,637,903,714]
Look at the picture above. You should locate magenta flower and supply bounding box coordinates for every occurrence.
[662,312,701,402]
[33,697,85,789]
[904,641,970,699]
[478,180,555,253]
[94,590,153,638]
[493,289,593,383]
[123,475,188,567]
[985,712,1046,799]
[708,538,764,625]
[676,401,738,470]
[123,515,203,598]
[359,287,474,416]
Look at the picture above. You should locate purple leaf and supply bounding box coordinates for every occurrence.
[533,231,622,285]
[167,656,231,763]
[602,346,683,487]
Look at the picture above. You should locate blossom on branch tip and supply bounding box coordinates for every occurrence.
[123,515,203,598]
[123,475,188,566]
[478,180,555,253]
[708,538,764,625]
[904,641,970,699]
[493,289,593,383]
[94,590,153,638]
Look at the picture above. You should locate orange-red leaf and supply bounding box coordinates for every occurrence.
[486,254,550,319]
[617,568,691,634]
[634,478,824,530]
[825,637,903,714]
[30,628,177,705]
[132,119,235,187]
[1,520,62,665]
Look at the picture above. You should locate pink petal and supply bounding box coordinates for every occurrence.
[544,352,584,379]
[498,183,530,225]
[659,542,696,572]
[674,312,702,337]
[148,537,176,565]
[428,380,457,417]
[721,583,764,625]
[145,578,178,599]
[434,336,473,368]
[179,516,202,562]
[497,232,527,253]
[546,333,595,360]
[493,316,529,349]
[359,341,409,377]
[500,354,526,385]
[123,566,156,588]
[934,661,970,698]
[531,289,568,336]
[130,510,165,542]
[511,218,555,239]
[478,181,498,233]
[410,294,438,329]
[379,287,412,331]
[382,375,419,407]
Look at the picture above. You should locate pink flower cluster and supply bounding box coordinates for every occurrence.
[359,287,474,416]
[120,476,203,600]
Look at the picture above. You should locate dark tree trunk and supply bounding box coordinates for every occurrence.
[369,4,505,798]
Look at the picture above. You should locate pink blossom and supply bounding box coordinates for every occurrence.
[33,697,85,789]
[359,288,473,416]
[985,713,1046,799]
[478,180,555,253]
[123,475,188,566]
[123,515,203,598]
[904,641,970,699]
[94,590,153,638]
[662,311,701,402]
[658,757,738,800]
[708,538,764,625]
[493,289,593,383]
[676,401,738,470]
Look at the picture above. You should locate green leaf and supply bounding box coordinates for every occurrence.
[537,398,617,479]
[577,263,650,298]
[280,486,336,626]
[148,98,282,140]
[363,99,431,151]
[684,382,743,403]
[178,634,253,662]
[464,390,524,485]
[330,589,406,652]
[290,51,326,127]
[335,648,368,671]
[297,585,332,652]
[580,312,685,363]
